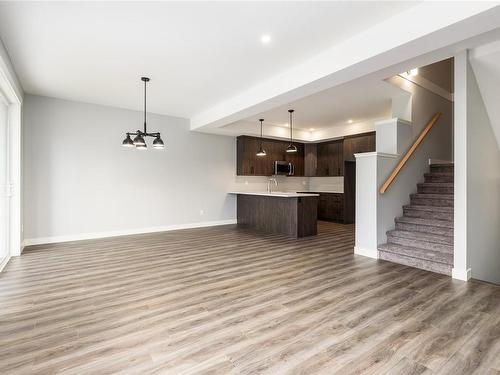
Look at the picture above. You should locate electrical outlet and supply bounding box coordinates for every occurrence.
[200,209,205,216]
[245,180,248,185]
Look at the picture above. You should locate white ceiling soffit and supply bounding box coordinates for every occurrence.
[0,1,418,119]
[224,77,407,134]
[191,2,500,132]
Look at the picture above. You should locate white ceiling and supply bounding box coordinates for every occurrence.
[0,1,419,119]
[225,77,408,132]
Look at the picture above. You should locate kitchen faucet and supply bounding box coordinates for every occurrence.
[267,178,278,193]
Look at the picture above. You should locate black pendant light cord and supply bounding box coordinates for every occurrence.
[289,109,294,142]
[260,119,264,147]
[143,77,147,134]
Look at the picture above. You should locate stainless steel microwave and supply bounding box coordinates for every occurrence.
[274,161,294,176]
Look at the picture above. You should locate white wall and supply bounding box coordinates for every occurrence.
[466,62,500,285]
[23,95,238,243]
[470,40,500,149]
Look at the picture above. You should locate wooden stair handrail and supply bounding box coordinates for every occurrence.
[379,112,442,194]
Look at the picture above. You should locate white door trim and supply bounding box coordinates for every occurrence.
[0,64,22,266]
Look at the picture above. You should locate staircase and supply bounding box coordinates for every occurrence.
[378,163,454,276]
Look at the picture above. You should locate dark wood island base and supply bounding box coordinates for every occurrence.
[235,193,319,238]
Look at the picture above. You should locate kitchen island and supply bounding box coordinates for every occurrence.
[229,192,319,238]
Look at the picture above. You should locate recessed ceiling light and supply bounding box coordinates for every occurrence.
[261,34,271,44]
[401,68,419,77]
[348,119,353,124]
[309,128,315,131]
[407,68,419,76]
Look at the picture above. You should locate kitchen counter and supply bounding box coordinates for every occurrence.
[229,191,320,197]
[299,190,344,194]
[231,192,318,238]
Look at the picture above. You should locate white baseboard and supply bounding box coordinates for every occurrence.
[23,219,238,247]
[452,267,471,281]
[354,246,378,259]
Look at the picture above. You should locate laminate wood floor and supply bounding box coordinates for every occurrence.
[1,222,500,375]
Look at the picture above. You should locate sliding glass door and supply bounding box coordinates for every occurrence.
[0,98,8,265]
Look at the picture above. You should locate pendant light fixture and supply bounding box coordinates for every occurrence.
[122,77,164,150]
[256,118,267,157]
[286,109,297,153]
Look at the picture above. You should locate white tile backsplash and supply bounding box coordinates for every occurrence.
[230,176,344,193]
[308,177,344,193]
[230,176,309,193]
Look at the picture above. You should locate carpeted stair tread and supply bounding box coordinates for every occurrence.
[387,230,453,253]
[410,193,454,200]
[387,229,453,245]
[417,183,454,194]
[378,243,453,265]
[430,163,454,167]
[424,173,454,183]
[395,216,453,237]
[417,182,454,187]
[378,249,452,276]
[430,164,454,174]
[410,193,454,207]
[395,216,453,227]
[403,204,453,213]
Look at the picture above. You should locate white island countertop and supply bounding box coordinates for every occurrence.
[229,191,320,198]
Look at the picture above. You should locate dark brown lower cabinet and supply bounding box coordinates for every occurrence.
[343,161,355,224]
[317,193,344,222]
[236,194,318,238]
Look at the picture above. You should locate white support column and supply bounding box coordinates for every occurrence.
[354,153,378,258]
[354,152,398,259]
[453,50,471,281]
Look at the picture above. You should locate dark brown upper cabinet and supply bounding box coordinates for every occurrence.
[236,132,375,177]
[343,132,376,162]
[304,143,317,177]
[236,136,304,176]
[237,136,272,176]
[316,140,343,176]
